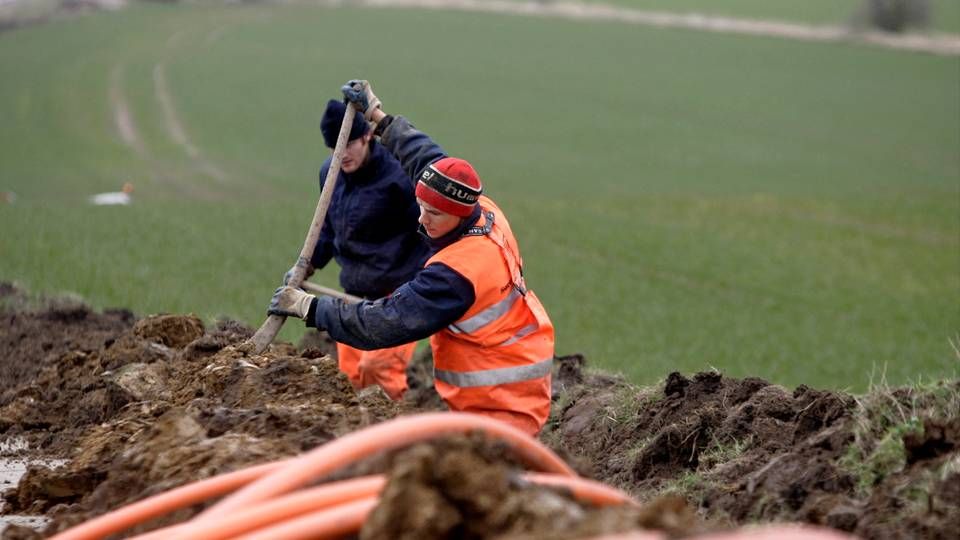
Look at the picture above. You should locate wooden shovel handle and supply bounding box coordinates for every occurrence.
[247,105,358,354]
[299,280,362,304]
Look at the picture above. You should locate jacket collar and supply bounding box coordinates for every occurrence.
[421,204,483,252]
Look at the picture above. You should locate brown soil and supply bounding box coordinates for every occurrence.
[544,363,960,538]
[1,284,957,538]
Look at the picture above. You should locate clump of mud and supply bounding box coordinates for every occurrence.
[2,284,957,539]
[361,435,696,540]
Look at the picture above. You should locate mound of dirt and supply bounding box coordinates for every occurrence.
[362,435,696,540]
[0,286,408,537]
[543,365,959,538]
[0,285,134,412]
[1,285,957,539]
[0,290,689,540]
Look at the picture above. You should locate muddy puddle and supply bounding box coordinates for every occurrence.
[1,283,957,538]
[0,448,66,536]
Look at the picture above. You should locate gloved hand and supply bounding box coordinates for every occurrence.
[282,263,314,286]
[267,286,316,320]
[341,79,381,121]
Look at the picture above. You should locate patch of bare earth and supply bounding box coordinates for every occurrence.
[543,358,959,538]
[1,284,956,538]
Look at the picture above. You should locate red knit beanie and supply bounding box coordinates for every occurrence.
[415,157,483,217]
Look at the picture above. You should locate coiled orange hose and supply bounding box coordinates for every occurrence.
[49,413,612,540]
[522,472,639,506]
[199,412,576,520]
[48,460,288,540]
[161,473,636,540]
[149,475,385,540]
[233,497,377,540]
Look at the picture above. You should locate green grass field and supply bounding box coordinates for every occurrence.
[569,0,960,33]
[1,2,957,391]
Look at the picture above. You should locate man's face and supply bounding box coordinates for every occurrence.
[339,132,372,173]
[418,199,462,238]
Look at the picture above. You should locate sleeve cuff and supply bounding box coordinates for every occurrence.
[374,114,394,138]
[305,297,319,327]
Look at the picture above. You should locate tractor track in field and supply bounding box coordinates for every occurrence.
[153,61,228,184]
[108,63,147,158]
[107,24,230,189]
[357,0,960,56]
[107,59,230,198]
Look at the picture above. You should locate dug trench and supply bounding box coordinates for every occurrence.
[0,283,957,539]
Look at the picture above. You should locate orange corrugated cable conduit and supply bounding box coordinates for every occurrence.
[50,413,618,540]
[162,473,636,540]
[48,460,288,540]
[199,412,576,520]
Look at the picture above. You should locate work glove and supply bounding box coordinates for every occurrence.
[341,79,381,121]
[268,286,316,320]
[282,263,315,286]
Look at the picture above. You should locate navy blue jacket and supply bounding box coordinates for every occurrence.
[312,140,430,299]
[307,116,478,349]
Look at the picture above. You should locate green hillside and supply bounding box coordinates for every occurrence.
[1,3,957,390]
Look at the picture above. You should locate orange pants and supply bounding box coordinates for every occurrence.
[336,341,417,400]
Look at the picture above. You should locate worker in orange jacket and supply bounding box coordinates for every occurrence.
[270,80,554,435]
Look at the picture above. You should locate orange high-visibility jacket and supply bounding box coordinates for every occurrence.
[426,196,554,436]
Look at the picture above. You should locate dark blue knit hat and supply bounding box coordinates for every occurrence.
[320,99,369,149]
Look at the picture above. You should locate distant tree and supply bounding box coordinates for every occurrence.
[864,0,930,32]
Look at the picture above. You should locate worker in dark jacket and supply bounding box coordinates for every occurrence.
[271,81,554,435]
[286,99,429,400]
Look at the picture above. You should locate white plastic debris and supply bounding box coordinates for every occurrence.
[89,182,133,206]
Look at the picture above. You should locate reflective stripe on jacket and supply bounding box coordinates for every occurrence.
[427,196,554,435]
